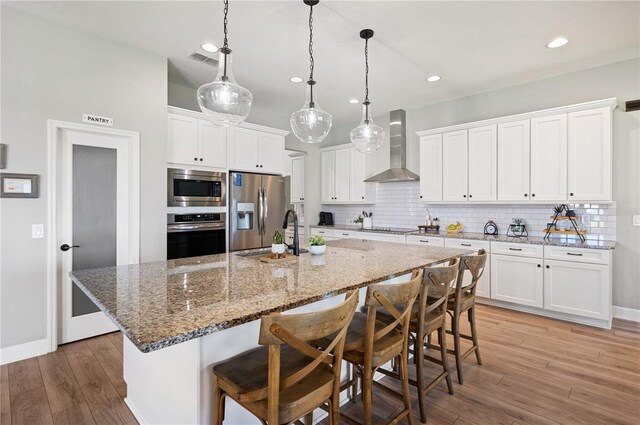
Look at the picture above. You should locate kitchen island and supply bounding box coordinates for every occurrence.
[70,239,471,425]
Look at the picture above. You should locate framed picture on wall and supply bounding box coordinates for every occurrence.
[0,173,39,198]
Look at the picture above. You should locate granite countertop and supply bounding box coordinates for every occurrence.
[310,224,416,235]
[407,231,615,250]
[70,239,471,353]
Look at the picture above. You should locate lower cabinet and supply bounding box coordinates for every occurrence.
[491,254,544,308]
[543,260,610,319]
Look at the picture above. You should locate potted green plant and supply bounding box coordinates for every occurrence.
[308,235,326,255]
[271,230,286,257]
[353,215,364,228]
[553,205,564,216]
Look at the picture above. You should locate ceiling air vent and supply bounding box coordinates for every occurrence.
[188,52,219,67]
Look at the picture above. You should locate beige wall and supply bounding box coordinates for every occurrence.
[0,7,168,348]
[331,58,640,310]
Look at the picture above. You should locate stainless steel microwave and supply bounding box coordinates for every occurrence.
[167,168,226,207]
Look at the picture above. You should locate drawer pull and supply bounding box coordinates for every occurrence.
[461,243,472,247]
[566,252,583,256]
[342,233,350,236]
[509,248,523,251]
[319,231,325,234]
[419,240,429,243]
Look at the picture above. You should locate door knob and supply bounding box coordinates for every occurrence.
[60,244,79,252]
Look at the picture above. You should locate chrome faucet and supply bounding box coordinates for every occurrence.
[282,209,299,256]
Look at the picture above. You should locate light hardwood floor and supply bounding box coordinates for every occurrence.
[1,305,639,425]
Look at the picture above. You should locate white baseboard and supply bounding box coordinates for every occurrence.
[613,305,640,322]
[0,338,49,365]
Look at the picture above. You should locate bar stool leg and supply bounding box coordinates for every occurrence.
[452,312,464,384]
[213,376,224,425]
[439,326,454,394]
[305,411,313,425]
[415,335,427,423]
[469,307,482,365]
[362,365,374,425]
[398,354,414,425]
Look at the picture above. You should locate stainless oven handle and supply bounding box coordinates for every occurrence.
[167,223,226,233]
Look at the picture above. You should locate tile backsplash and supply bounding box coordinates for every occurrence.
[323,182,616,241]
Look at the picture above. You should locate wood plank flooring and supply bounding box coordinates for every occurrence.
[0,305,638,424]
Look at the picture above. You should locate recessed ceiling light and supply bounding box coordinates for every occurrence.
[348,98,360,104]
[547,38,568,48]
[201,43,219,53]
[426,75,441,82]
[289,76,303,83]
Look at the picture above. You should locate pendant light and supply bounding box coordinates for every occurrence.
[290,0,332,144]
[197,0,252,127]
[350,29,385,153]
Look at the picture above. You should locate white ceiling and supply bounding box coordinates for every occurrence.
[6,1,639,126]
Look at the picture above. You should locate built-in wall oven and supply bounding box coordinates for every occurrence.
[167,168,226,207]
[167,213,226,260]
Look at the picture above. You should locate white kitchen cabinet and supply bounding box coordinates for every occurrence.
[568,107,612,201]
[167,113,227,168]
[442,130,468,202]
[320,145,373,204]
[498,120,530,201]
[320,151,336,203]
[259,133,285,174]
[530,114,567,201]
[405,235,445,247]
[334,148,351,202]
[359,232,406,243]
[419,134,443,201]
[444,238,491,298]
[468,125,497,202]
[229,127,259,171]
[350,148,367,202]
[167,114,200,165]
[229,127,285,175]
[544,260,610,320]
[491,254,543,308]
[310,227,337,241]
[290,156,305,203]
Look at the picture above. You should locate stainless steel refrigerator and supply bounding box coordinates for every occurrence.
[229,172,286,251]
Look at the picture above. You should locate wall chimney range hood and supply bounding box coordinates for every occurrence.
[364,109,419,183]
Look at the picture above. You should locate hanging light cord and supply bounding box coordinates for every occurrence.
[307,2,316,107]
[364,37,370,104]
[221,0,230,81]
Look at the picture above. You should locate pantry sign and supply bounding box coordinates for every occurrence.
[82,114,113,126]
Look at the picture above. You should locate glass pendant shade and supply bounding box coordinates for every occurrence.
[197,49,252,127]
[350,103,385,153]
[290,83,332,144]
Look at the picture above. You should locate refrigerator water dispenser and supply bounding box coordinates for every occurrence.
[237,203,254,230]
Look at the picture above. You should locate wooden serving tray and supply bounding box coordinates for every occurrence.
[260,253,298,263]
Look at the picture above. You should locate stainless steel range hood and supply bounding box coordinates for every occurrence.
[364,109,419,183]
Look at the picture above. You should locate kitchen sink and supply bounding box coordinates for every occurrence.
[236,248,309,258]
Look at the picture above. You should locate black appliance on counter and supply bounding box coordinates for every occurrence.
[318,211,334,226]
[167,213,226,260]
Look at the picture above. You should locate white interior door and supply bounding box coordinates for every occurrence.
[57,125,138,344]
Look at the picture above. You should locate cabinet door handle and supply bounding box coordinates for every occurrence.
[260,165,263,168]
[546,265,550,269]
[524,193,528,197]
[509,247,523,251]
[420,195,423,199]
[419,240,430,243]
[531,193,535,197]
[342,233,350,236]
[463,194,467,198]
[570,192,574,196]
[199,158,203,161]
[256,164,259,167]
[194,157,198,161]
[566,252,583,256]
[461,243,472,247]
[537,264,541,268]
[469,194,473,198]
[361,196,365,199]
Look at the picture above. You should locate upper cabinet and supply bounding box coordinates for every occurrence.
[419,134,442,202]
[442,130,468,202]
[229,127,285,175]
[497,120,530,201]
[290,155,305,203]
[468,125,497,202]
[530,114,567,201]
[568,107,612,201]
[320,145,375,204]
[167,107,288,175]
[168,113,227,168]
[415,98,616,204]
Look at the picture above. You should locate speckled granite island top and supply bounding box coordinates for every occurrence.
[70,239,471,353]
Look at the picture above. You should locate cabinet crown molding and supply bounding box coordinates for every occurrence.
[319,143,356,152]
[167,106,289,137]
[416,98,617,137]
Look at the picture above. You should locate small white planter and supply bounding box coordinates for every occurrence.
[309,245,326,255]
[271,243,286,255]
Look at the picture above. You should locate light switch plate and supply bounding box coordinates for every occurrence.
[633,215,640,227]
[32,224,44,239]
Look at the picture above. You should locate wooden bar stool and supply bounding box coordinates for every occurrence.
[212,290,359,425]
[430,249,487,385]
[376,260,459,423]
[319,270,422,425]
